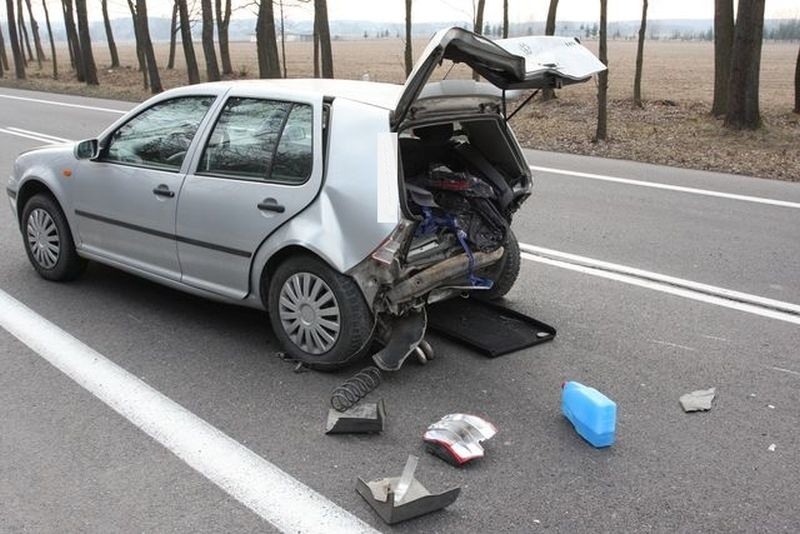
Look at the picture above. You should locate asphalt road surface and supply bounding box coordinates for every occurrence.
[1,88,798,533]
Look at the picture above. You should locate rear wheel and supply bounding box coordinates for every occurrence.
[267,255,374,369]
[475,229,520,301]
[21,193,86,281]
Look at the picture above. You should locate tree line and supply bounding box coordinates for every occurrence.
[0,0,336,89]
[1,1,798,122]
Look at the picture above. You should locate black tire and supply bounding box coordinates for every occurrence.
[267,255,374,370]
[475,229,520,301]
[21,193,87,282]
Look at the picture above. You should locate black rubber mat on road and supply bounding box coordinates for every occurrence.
[427,298,556,358]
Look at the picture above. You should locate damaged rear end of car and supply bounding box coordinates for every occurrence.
[346,27,606,370]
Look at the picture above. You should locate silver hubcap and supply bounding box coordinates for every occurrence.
[26,208,60,269]
[279,272,341,355]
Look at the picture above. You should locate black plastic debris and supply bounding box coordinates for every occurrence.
[326,400,386,434]
[356,455,460,525]
[372,309,427,371]
[427,298,556,357]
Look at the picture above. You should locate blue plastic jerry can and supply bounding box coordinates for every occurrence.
[561,381,617,448]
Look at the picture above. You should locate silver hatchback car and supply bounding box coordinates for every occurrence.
[8,28,604,369]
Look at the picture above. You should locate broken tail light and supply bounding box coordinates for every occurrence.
[370,220,413,266]
[423,413,497,466]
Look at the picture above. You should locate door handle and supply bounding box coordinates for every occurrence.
[257,198,285,213]
[153,184,175,198]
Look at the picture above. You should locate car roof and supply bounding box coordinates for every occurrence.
[184,79,404,110]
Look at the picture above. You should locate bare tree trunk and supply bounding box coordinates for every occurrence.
[17,0,31,64]
[62,0,84,80]
[23,0,44,67]
[404,0,412,76]
[167,0,177,69]
[795,44,800,114]
[542,0,559,99]
[0,18,10,71]
[101,0,119,67]
[177,0,200,84]
[74,0,97,85]
[724,0,765,130]
[135,0,162,93]
[126,0,146,88]
[215,0,232,75]
[313,12,320,78]
[5,0,25,78]
[315,0,333,78]
[279,0,287,78]
[472,0,485,81]
[42,0,56,78]
[502,0,509,38]
[712,0,734,116]
[633,0,648,107]
[256,0,281,78]
[200,0,219,81]
[595,0,609,141]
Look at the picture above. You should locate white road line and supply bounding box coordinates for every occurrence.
[5,126,72,143]
[769,366,800,378]
[521,252,800,326]
[0,93,128,114]
[528,165,800,210]
[0,127,62,145]
[0,289,378,534]
[520,243,800,316]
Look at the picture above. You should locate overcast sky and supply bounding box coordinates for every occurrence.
[10,0,800,24]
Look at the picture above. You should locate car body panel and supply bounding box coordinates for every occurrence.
[246,97,399,306]
[176,87,325,299]
[11,144,81,241]
[395,27,607,128]
[69,89,227,281]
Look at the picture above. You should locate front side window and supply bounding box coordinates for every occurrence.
[198,98,313,183]
[104,96,214,171]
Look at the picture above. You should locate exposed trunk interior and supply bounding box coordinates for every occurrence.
[397,116,529,283]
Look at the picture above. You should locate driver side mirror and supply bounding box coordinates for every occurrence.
[75,138,100,160]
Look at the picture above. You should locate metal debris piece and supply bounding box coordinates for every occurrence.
[356,455,461,525]
[423,413,497,466]
[679,387,716,412]
[325,400,386,434]
[372,309,427,371]
[768,443,776,452]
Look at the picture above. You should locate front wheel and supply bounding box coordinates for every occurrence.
[475,229,520,301]
[21,193,87,281]
[267,255,374,370]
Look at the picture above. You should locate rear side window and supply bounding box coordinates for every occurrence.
[198,98,313,183]
[271,105,313,184]
[104,96,214,171]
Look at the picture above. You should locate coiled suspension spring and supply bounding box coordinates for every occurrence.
[330,366,382,412]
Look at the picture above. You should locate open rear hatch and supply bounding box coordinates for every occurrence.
[393,27,607,129]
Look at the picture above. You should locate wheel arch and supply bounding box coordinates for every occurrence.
[16,179,56,225]
[257,245,334,306]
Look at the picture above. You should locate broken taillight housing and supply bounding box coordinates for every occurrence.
[370,220,412,266]
[423,413,497,466]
